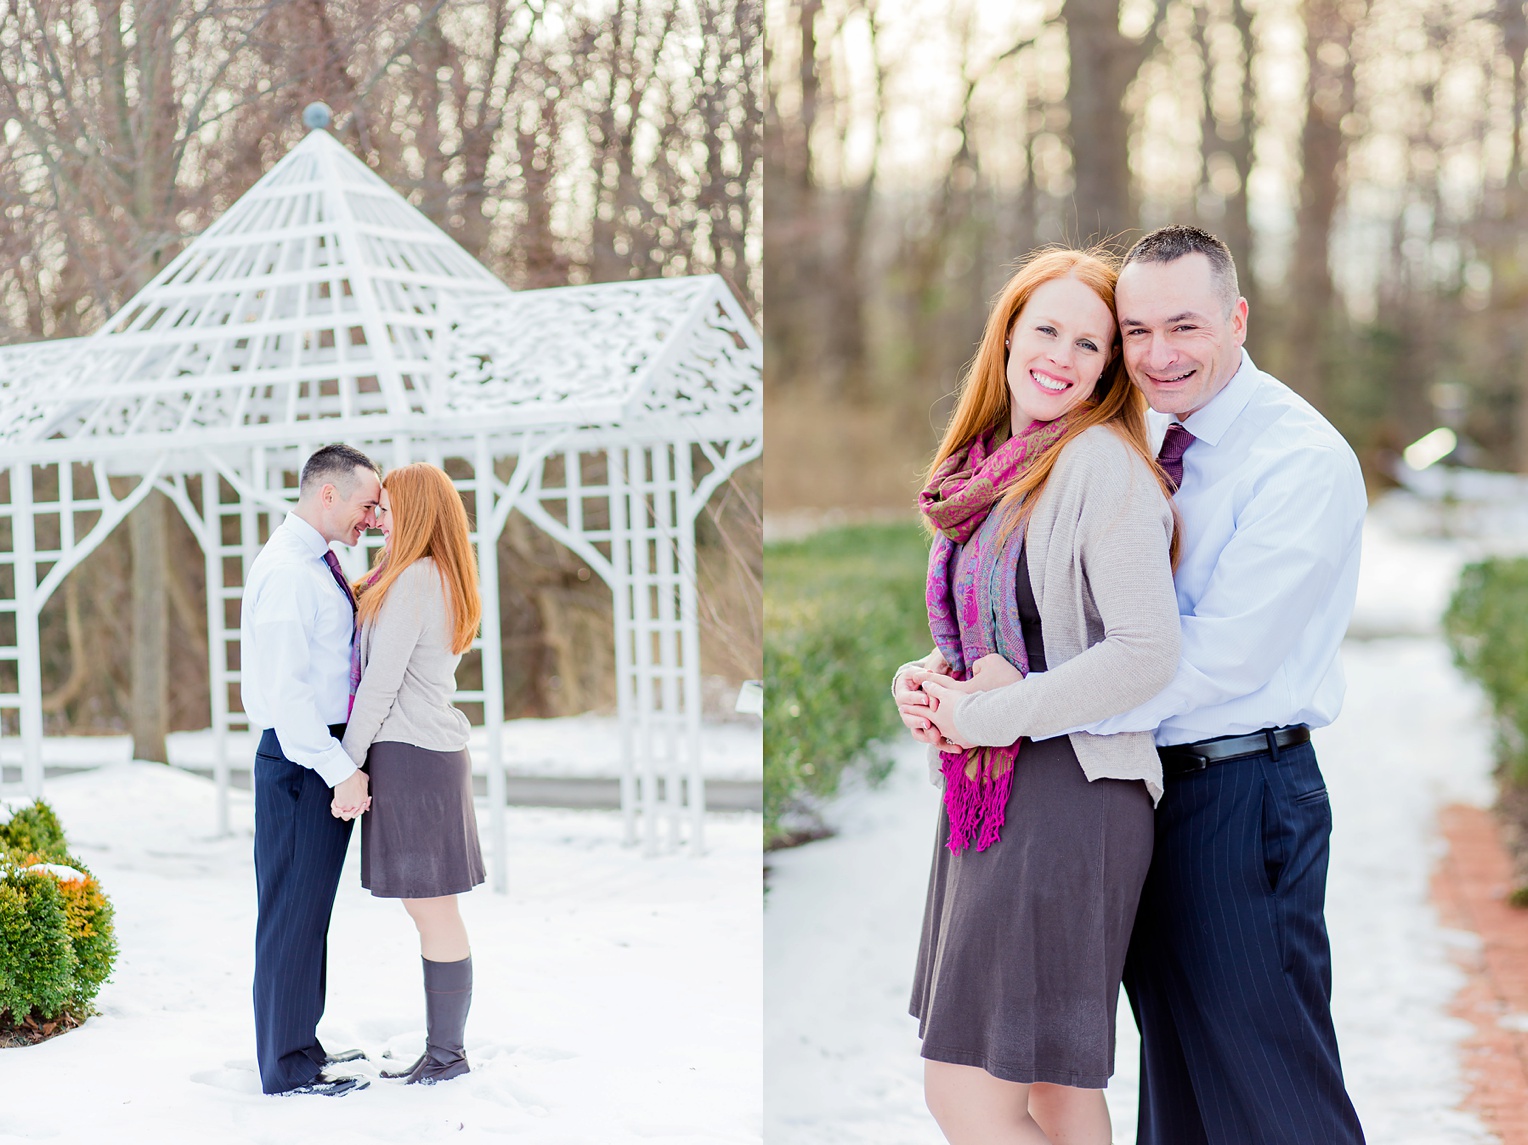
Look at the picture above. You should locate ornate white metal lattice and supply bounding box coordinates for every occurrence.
[0,126,761,882]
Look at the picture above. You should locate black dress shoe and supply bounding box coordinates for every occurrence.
[279,1072,370,1097]
[323,1048,368,1065]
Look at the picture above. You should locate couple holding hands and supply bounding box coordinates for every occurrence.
[240,444,486,1096]
[894,226,1369,1144]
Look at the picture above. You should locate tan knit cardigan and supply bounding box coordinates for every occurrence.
[904,424,1181,803]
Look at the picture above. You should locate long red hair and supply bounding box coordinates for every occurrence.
[354,463,482,654]
[928,247,1179,563]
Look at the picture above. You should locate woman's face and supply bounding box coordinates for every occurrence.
[1005,275,1116,430]
[376,487,392,545]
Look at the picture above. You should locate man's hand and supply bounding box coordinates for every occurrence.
[331,769,371,820]
[895,651,952,744]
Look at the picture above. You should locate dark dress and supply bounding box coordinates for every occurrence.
[908,546,1155,1089]
[361,741,485,898]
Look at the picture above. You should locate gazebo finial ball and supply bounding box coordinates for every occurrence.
[302,102,332,131]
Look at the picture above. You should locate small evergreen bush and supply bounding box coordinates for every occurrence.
[0,801,67,863]
[0,799,118,1036]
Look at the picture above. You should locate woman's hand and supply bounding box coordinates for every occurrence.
[919,656,1021,750]
[916,678,975,751]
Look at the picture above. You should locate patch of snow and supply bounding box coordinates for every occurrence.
[23,863,87,882]
[0,715,761,781]
[0,761,762,1143]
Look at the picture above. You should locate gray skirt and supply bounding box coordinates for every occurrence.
[909,732,1154,1089]
[361,741,486,899]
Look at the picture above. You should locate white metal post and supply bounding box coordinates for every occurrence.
[630,446,660,856]
[653,443,683,850]
[203,464,231,836]
[475,434,509,892]
[10,463,42,799]
[674,441,706,855]
[610,446,638,846]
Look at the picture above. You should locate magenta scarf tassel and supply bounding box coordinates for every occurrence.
[940,748,1016,853]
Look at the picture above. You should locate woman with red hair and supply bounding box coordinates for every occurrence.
[338,461,485,1086]
[892,248,1181,1143]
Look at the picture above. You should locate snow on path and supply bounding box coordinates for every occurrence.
[765,512,1502,1143]
[1,764,762,1145]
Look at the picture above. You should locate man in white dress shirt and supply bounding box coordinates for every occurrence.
[241,443,381,1096]
[905,227,1368,1143]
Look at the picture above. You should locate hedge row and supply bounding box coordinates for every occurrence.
[0,800,118,1030]
[764,522,932,848]
[1443,556,1528,905]
[1444,557,1528,786]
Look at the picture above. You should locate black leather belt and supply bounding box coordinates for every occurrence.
[1158,725,1310,777]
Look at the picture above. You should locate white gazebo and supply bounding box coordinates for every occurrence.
[0,125,761,885]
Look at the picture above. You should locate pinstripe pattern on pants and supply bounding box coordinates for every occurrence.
[1123,739,1365,1144]
[253,728,354,1094]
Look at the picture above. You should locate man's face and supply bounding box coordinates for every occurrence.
[322,468,381,546]
[1115,253,1248,418]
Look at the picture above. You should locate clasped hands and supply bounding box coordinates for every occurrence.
[895,652,1023,751]
[330,769,371,820]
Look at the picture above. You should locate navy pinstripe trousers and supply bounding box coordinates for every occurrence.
[1123,737,1366,1144]
[253,728,353,1094]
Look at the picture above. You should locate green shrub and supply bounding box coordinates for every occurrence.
[1443,557,1528,784]
[0,800,68,863]
[0,870,77,1023]
[764,522,932,846]
[0,800,118,1029]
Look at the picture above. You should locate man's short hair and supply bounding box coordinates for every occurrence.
[300,443,381,498]
[1122,225,1240,314]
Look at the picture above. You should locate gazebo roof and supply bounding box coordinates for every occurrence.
[0,129,759,463]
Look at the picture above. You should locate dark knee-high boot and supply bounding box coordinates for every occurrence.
[381,955,472,1084]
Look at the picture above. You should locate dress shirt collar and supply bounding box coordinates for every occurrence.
[283,511,332,559]
[1180,348,1258,448]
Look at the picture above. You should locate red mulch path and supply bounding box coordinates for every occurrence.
[1432,804,1528,1144]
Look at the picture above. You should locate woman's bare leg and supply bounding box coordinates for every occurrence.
[924,1060,1053,1144]
[401,895,469,962]
[1028,1083,1112,1145]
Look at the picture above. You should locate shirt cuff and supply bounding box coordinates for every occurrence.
[308,743,359,788]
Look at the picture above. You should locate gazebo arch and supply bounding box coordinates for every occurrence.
[0,127,760,886]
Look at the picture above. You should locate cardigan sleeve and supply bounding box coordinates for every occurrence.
[339,562,433,766]
[950,434,1180,746]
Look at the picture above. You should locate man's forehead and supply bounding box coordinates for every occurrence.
[1118,259,1219,321]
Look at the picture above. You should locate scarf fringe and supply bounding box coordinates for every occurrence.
[940,748,1016,853]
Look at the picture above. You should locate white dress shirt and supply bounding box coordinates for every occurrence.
[1075,350,1366,745]
[240,513,359,786]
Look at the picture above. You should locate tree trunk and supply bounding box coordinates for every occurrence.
[130,491,168,763]
[1062,0,1147,241]
[1284,0,1356,408]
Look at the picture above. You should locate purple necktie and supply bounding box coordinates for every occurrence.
[1157,423,1195,493]
[322,549,361,716]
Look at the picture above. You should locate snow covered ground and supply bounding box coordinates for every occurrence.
[764,500,1505,1144]
[1,761,762,1143]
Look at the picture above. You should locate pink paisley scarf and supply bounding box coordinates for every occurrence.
[919,416,1070,852]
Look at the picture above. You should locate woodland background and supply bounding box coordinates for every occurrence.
[0,0,761,760]
[764,0,1528,510]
